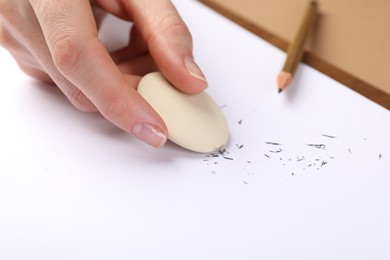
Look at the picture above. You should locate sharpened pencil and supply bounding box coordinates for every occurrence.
[277,0,318,93]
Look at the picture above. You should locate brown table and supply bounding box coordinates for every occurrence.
[199,0,390,109]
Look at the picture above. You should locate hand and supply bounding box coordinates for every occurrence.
[0,0,208,148]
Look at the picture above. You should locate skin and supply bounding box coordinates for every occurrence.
[0,0,208,148]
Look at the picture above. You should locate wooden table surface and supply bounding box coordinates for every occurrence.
[199,0,390,109]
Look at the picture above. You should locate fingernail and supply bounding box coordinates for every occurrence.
[132,123,167,148]
[184,57,207,84]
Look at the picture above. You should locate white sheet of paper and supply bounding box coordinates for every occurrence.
[0,1,389,259]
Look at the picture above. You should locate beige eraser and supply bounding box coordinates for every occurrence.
[138,72,229,153]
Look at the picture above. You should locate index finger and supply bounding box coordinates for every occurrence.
[29,0,168,148]
[94,0,208,94]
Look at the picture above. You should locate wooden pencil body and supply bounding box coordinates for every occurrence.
[282,1,318,74]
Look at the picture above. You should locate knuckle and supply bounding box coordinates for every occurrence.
[67,87,95,112]
[51,34,82,77]
[160,13,189,35]
[18,64,52,82]
[147,12,191,43]
[99,93,128,120]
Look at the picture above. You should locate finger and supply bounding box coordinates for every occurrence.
[29,0,167,148]
[1,3,98,112]
[94,0,208,94]
[0,22,52,82]
[117,54,157,76]
[111,26,148,64]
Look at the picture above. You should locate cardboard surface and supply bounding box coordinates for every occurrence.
[204,0,390,96]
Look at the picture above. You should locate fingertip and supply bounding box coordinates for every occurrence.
[183,56,208,91]
[101,75,168,148]
[158,55,208,95]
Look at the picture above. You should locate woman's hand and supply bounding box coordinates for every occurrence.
[0,0,207,147]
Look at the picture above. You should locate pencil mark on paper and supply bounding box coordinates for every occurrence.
[269,148,283,153]
[322,134,336,139]
[236,144,244,149]
[307,144,326,149]
[202,128,385,186]
[265,142,282,146]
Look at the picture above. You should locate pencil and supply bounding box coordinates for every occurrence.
[277,0,318,93]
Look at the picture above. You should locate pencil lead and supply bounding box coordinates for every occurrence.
[278,88,283,94]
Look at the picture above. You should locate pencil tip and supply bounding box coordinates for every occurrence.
[278,88,283,94]
[277,71,293,91]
